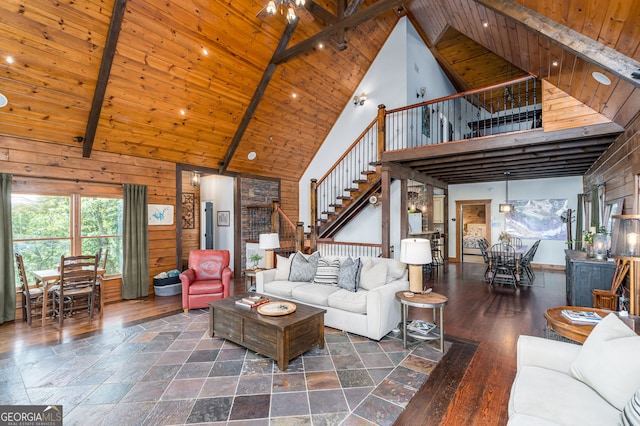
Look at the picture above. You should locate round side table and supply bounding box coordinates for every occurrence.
[395,291,448,352]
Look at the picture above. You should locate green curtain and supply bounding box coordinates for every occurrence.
[0,174,16,323]
[575,194,584,251]
[122,184,149,299]
[591,185,600,228]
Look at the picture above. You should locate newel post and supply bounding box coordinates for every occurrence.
[377,104,386,161]
[295,222,304,253]
[271,199,280,235]
[310,179,317,252]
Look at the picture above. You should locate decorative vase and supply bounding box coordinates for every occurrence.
[585,243,595,258]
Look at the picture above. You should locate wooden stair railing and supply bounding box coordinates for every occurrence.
[245,200,305,260]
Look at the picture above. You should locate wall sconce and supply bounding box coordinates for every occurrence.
[353,92,367,107]
[191,171,200,188]
[417,87,426,99]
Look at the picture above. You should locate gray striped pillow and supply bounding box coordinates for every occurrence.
[621,389,640,426]
[314,258,341,285]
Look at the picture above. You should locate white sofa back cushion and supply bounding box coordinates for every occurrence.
[274,254,293,280]
[570,313,640,410]
[359,258,387,290]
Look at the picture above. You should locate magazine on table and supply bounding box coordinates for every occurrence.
[561,309,602,324]
[407,320,437,335]
[236,294,269,308]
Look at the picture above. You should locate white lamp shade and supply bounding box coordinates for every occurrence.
[259,233,280,250]
[400,238,432,265]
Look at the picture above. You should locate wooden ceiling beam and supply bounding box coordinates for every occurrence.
[381,162,448,190]
[477,0,640,88]
[345,0,366,17]
[219,21,298,174]
[82,0,127,158]
[304,1,337,25]
[273,0,405,64]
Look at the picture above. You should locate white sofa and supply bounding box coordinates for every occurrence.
[509,314,640,425]
[255,254,409,341]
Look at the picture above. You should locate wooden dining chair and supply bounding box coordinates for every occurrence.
[489,243,519,289]
[52,253,99,326]
[15,252,53,325]
[92,248,108,313]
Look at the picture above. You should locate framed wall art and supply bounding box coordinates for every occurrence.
[148,204,174,226]
[181,193,195,229]
[217,210,230,227]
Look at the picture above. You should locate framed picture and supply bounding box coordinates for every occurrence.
[217,210,230,227]
[148,204,174,226]
[181,193,195,229]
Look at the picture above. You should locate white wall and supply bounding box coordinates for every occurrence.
[448,176,583,266]
[200,175,235,271]
[298,17,455,256]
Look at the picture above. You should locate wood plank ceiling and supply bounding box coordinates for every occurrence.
[0,0,639,184]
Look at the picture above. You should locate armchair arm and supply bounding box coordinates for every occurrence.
[255,269,277,293]
[366,279,410,340]
[222,267,232,298]
[180,269,195,309]
[516,335,581,374]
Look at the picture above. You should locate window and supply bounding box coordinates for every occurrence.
[12,193,123,283]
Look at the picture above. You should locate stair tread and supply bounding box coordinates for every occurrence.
[344,187,359,192]
[361,170,376,175]
[353,179,368,184]
[329,203,342,208]
[336,196,353,200]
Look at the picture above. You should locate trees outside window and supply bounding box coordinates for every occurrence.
[12,193,123,284]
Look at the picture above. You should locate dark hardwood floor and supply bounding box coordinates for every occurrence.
[0,262,566,425]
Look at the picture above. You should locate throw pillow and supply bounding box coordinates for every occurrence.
[570,313,640,410]
[621,388,640,426]
[314,257,341,285]
[273,254,293,281]
[288,251,320,282]
[359,258,387,291]
[385,259,407,283]
[337,257,360,292]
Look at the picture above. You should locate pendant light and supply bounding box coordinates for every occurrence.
[499,171,514,213]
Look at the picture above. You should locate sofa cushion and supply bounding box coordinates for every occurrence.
[314,257,341,285]
[274,254,293,281]
[328,288,368,314]
[510,365,621,426]
[385,259,407,283]
[621,388,640,426]
[289,251,320,282]
[337,257,360,292]
[570,313,640,410]
[263,280,308,298]
[291,283,340,307]
[359,258,387,291]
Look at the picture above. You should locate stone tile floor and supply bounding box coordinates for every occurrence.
[0,310,450,425]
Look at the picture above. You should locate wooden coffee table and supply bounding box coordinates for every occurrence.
[544,306,614,343]
[208,295,326,371]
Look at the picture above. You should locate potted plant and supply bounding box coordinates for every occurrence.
[249,253,263,269]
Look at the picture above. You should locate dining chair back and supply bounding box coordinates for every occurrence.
[489,243,519,289]
[510,237,523,249]
[478,238,491,280]
[519,240,541,284]
[53,253,99,326]
[15,252,52,325]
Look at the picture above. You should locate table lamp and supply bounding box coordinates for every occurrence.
[400,238,432,293]
[259,233,280,269]
[610,215,640,314]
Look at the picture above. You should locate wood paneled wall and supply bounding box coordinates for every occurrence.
[180,171,200,267]
[542,81,612,132]
[1,135,177,309]
[584,113,640,214]
[280,178,300,224]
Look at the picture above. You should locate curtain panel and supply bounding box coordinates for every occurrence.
[0,174,16,323]
[122,184,149,299]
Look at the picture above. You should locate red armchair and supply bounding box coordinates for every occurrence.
[180,250,232,312]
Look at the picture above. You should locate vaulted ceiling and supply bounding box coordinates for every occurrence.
[1,0,639,184]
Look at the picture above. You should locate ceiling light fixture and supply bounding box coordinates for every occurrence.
[5,56,14,64]
[248,151,257,160]
[499,171,514,213]
[0,93,7,108]
[552,60,558,67]
[592,71,611,85]
[266,0,305,23]
[353,92,366,107]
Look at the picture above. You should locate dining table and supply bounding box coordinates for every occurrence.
[487,245,528,284]
[33,267,105,327]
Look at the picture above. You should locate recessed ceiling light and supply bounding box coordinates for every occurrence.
[248,151,257,160]
[5,56,14,64]
[0,93,7,108]
[202,48,208,56]
[318,43,324,49]
[180,109,186,116]
[592,71,611,85]
[552,61,558,67]
[292,93,297,99]
[482,22,488,28]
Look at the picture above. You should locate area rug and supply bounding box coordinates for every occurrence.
[0,310,473,425]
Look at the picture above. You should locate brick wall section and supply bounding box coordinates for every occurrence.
[240,177,280,269]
